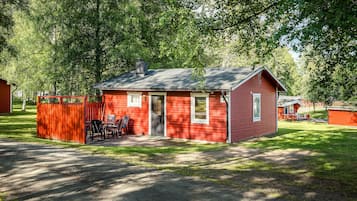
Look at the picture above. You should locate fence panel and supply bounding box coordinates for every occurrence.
[37,96,86,144]
[85,102,104,122]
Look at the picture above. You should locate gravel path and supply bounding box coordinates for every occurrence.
[0,139,246,201]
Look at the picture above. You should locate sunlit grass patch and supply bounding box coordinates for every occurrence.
[243,121,357,194]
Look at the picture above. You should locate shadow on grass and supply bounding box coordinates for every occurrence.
[243,122,357,196]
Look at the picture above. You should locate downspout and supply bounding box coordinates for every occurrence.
[276,87,279,133]
[221,90,231,143]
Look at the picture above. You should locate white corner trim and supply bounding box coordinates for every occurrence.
[231,67,287,92]
[10,85,13,113]
[276,88,278,132]
[190,93,209,124]
[263,67,288,92]
[227,91,232,143]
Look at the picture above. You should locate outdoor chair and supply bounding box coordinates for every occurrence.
[104,114,117,138]
[91,120,104,140]
[119,115,129,135]
[107,114,116,124]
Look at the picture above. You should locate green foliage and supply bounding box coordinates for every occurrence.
[206,0,356,101]
[7,0,208,95]
[306,110,328,120]
[0,10,51,98]
[0,0,28,58]
[1,0,355,101]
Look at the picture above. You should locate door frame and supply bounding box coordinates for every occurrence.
[148,92,167,136]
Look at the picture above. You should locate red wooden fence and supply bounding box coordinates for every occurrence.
[37,96,104,144]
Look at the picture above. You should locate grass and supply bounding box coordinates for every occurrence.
[305,109,328,119]
[1,104,357,200]
[243,121,357,193]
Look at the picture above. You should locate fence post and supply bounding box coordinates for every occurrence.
[84,96,88,144]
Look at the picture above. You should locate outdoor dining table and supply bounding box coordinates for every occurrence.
[103,122,119,138]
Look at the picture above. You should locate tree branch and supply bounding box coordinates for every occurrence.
[212,1,279,31]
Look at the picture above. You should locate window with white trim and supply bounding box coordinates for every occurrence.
[127,92,142,107]
[191,93,209,124]
[252,93,261,122]
[284,105,294,114]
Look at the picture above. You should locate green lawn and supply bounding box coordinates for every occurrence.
[1,105,357,200]
[306,110,328,119]
[243,121,357,194]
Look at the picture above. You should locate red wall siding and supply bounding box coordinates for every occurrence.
[294,104,300,113]
[103,91,149,134]
[0,80,11,113]
[230,72,277,142]
[166,91,227,142]
[103,90,227,142]
[278,107,284,120]
[328,110,357,126]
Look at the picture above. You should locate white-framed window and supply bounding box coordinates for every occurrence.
[284,105,294,114]
[191,93,209,124]
[252,93,261,122]
[127,92,142,107]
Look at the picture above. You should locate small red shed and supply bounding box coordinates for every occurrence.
[277,96,301,120]
[0,79,12,114]
[95,66,286,143]
[328,106,357,127]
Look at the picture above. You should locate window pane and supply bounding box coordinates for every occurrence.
[128,94,141,107]
[195,97,207,120]
[253,95,261,119]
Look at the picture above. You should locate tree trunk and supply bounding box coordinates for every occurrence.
[313,102,316,112]
[22,93,27,112]
[94,0,102,96]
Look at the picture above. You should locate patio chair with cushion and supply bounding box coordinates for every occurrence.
[107,114,116,124]
[119,115,129,136]
[91,120,104,140]
[104,114,117,138]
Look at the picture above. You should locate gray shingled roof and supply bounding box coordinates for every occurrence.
[278,96,302,107]
[95,66,286,91]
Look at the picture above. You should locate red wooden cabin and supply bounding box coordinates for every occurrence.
[328,106,357,127]
[277,96,302,120]
[95,65,287,143]
[0,79,12,114]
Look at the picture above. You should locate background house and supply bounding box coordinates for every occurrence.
[95,64,286,143]
[0,79,13,114]
[277,96,301,120]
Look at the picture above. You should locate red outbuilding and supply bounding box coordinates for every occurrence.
[328,106,357,127]
[0,79,12,114]
[95,64,286,143]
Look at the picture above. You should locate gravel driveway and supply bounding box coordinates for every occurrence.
[0,139,246,201]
